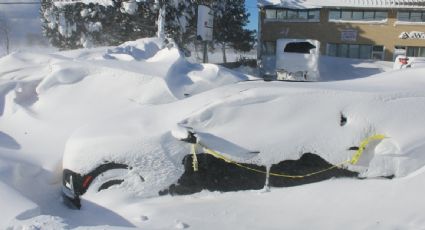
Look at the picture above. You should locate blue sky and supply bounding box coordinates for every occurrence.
[245,0,258,31]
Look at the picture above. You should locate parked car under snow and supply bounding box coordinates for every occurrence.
[393,55,425,69]
[61,72,425,209]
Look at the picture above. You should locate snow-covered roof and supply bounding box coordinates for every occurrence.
[258,0,425,9]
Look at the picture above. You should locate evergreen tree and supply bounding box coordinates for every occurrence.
[212,0,255,63]
[159,0,197,55]
[40,0,157,49]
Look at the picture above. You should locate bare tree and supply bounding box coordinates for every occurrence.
[0,12,10,55]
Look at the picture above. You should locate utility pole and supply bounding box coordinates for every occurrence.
[202,41,208,63]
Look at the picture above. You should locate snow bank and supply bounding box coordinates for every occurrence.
[0,181,40,228]
[104,38,162,61]
[0,38,249,219]
[2,36,425,229]
[182,70,425,177]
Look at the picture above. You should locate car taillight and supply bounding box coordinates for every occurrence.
[399,57,409,65]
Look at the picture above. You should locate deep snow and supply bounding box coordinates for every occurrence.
[1,38,425,229]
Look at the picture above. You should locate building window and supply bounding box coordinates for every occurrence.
[349,44,360,58]
[360,45,373,59]
[276,10,286,19]
[352,11,363,20]
[372,46,385,60]
[286,10,296,19]
[393,46,425,59]
[327,44,337,56]
[266,9,277,19]
[308,10,320,20]
[327,43,384,60]
[397,11,425,22]
[329,10,340,20]
[298,11,308,20]
[265,8,320,22]
[329,10,388,21]
[374,11,388,20]
[407,47,425,57]
[341,11,352,20]
[263,41,276,55]
[338,44,349,57]
[363,11,375,20]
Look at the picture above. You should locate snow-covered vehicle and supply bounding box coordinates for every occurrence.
[393,55,425,69]
[61,70,425,209]
[275,39,320,81]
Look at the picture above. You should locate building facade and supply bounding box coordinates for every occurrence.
[258,0,425,64]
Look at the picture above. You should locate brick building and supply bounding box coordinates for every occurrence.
[258,0,425,66]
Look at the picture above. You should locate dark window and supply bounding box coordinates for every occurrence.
[397,11,425,22]
[360,45,372,59]
[375,11,388,20]
[327,44,337,56]
[410,12,422,21]
[265,8,320,21]
[327,43,381,60]
[266,9,277,19]
[287,10,298,19]
[277,10,287,19]
[364,11,375,20]
[329,9,388,21]
[352,11,363,20]
[407,47,425,57]
[329,10,340,20]
[308,10,320,20]
[284,42,316,54]
[341,10,352,20]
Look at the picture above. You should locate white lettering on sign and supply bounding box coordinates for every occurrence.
[341,30,357,42]
[399,31,425,40]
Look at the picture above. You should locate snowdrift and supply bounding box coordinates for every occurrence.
[1,37,425,229]
[0,38,248,227]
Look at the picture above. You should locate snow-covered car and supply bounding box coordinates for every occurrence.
[275,39,320,81]
[61,69,425,209]
[393,55,425,69]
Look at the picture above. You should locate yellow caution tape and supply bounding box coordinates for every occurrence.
[350,134,386,164]
[191,143,199,172]
[191,134,386,179]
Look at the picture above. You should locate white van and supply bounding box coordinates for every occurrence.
[275,39,320,81]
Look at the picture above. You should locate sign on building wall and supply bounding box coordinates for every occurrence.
[197,5,213,41]
[399,31,425,40]
[341,30,358,42]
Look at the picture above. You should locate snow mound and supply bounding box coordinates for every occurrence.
[104,38,162,61]
[0,181,40,228]
[180,72,425,177]
[0,38,250,226]
[36,62,87,94]
[146,45,249,98]
[3,36,425,229]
